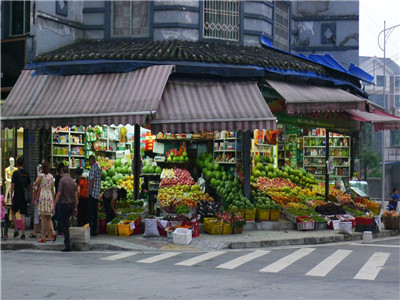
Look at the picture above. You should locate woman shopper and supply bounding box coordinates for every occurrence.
[75,168,89,226]
[33,161,56,243]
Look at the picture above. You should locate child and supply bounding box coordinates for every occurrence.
[389,188,399,211]
[1,195,9,239]
[75,168,89,227]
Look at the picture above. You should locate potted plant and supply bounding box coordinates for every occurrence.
[232,214,246,234]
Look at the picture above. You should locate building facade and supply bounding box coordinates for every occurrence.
[1,0,361,181]
[359,56,400,199]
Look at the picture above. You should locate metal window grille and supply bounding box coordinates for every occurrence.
[9,0,30,37]
[274,1,289,51]
[203,0,240,41]
[112,0,149,37]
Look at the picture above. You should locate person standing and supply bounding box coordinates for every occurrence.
[10,157,31,240]
[75,167,89,227]
[33,162,56,243]
[53,166,78,252]
[87,155,101,236]
[53,163,64,236]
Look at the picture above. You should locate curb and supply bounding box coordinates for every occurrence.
[2,230,399,252]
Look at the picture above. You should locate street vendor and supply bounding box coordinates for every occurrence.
[102,187,127,223]
[389,188,399,211]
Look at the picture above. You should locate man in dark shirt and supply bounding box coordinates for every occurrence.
[10,157,31,240]
[52,163,64,235]
[54,166,78,252]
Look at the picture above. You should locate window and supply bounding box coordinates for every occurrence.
[369,94,384,108]
[395,76,400,88]
[376,75,385,87]
[395,95,400,108]
[9,0,30,37]
[112,0,150,37]
[391,130,400,146]
[321,23,336,44]
[203,0,240,41]
[274,1,290,51]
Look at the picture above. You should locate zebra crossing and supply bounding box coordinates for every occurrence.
[99,247,393,281]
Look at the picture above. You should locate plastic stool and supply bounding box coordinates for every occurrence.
[363,231,373,243]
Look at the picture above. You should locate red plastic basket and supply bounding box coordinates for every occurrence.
[355,217,373,225]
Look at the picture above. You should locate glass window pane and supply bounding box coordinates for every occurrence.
[113,1,132,36]
[132,1,149,36]
[25,1,30,34]
[11,1,24,36]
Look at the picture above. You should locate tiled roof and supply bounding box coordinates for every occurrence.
[35,39,327,75]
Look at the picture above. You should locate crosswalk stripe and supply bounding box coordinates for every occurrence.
[216,250,270,270]
[259,248,316,273]
[306,249,352,277]
[354,252,390,280]
[175,251,226,267]
[101,252,138,261]
[137,252,181,264]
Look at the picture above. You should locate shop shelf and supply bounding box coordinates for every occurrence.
[71,155,85,157]
[214,138,237,141]
[71,143,85,146]
[70,131,85,134]
[53,155,69,157]
[53,143,69,146]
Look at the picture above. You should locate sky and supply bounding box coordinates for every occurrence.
[359,0,400,65]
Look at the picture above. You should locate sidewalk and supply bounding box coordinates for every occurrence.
[2,227,399,252]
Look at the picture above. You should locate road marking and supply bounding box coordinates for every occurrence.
[348,243,400,248]
[259,248,316,273]
[175,251,226,266]
[354,252,390,280]
[101,252,138,261]
[137,252,181,264]
[306,249,352,277]
[216,250,270,270]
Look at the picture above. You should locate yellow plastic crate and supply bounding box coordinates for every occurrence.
[106,223,119,236]
[256,209,270,221]
[208,223,223,235]
[269,209,281,221]
[244,209,256,221]
[204,217,216,233]
[118,221,135,236]
[222,223,233,234]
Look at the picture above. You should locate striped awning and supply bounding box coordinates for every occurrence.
[346,109,400,131]
[266,79,367,115]
[151,79,276,133]
[1,65,174,129]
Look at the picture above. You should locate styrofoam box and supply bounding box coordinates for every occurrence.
[70,227,90,244]
[173,228,192,245]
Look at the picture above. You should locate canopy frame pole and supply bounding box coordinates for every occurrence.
[325,129,330,201]
[134,124,140,200]
[243,130,251,200]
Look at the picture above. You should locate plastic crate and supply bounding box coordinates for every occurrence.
[106,222,119,236]
[355,217,374,225]
[173,228,192,245]
[203,218,216,233]
[98,219,107,234]
[70,226,90,244]
[270,209,281,221]
[118,221,135,236]
[296,221,315,231]
[244,209,256,222]
[256,209,270,221]
[233,224,243,234]
[222,223,233,234]
[315,222,327,230]
[192,227,200,238]
[208,222,223,235]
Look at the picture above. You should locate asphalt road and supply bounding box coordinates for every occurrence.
[1,237,399,300]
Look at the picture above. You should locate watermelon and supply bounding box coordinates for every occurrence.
[155,166,162,173]
[101,170,107,180]
[114,159,122,168]
[107,167,115,177]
